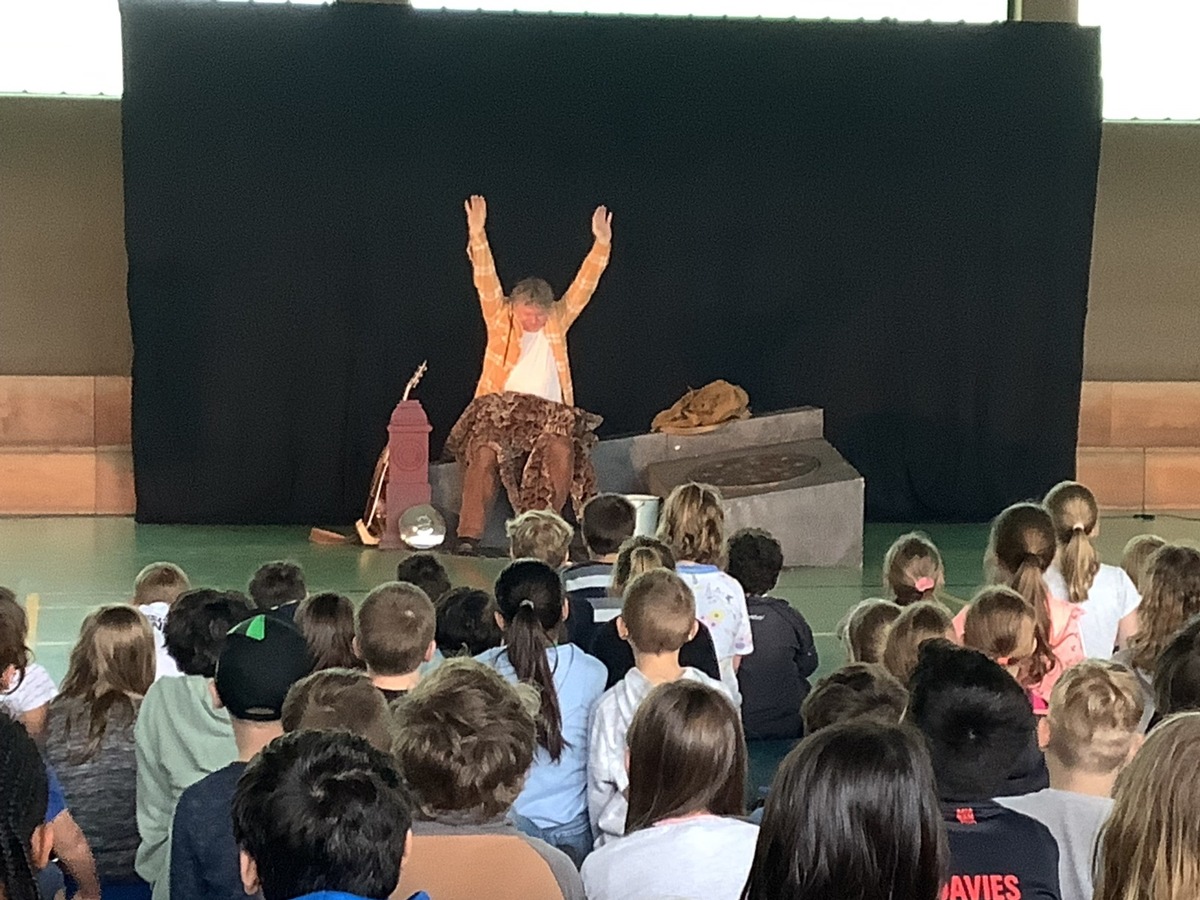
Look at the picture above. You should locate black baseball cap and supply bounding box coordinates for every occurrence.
[215,614,313,721]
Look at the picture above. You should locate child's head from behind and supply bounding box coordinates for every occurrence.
[726,528,784,598]
[802,663,909,734]
[0,587,31,690]
[626,681,746,833]
[987,503,1057,655]
[962,585,1053,686]
[1044,660,1143,776]
[282,668,393,753]
[611,536,676,597]
[391,658,537,820]
[1121,534,1166,594]
[355,582,436,677]
[394,554,451,605]
[1043,481,1101,604]
[907,641,1036,801]
[435,587,502,658]
[59,605,156,722]
[881,602,954,685]
[1153,615,1200,719]
[233,729,413,900]
[0,714,53,900]
[656,482,725,565]
[215,615,313,725]
[506,510,573,566]
[581,493,637,558]
[1129,544,1200,673]
[883,533,943,606]
[838,598,902,665]
[248,560,307,610]
[619,568,698,656]
[164,589,253,678]
[133,562,191,606]
[744,720,947,900]
[295,592,360,672]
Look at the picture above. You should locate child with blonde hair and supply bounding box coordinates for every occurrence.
[999,661,1145,900]
[962,586,1054,711]
[656,483,752,702]
[133,563,191,680]
[881,601,954,684]
[882,533,946,606]
[837,598,902,665]
[507,509,596,649]
[1120,533,1165,594]
[1043,482,1140,658]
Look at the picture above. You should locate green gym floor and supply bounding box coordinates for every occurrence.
[6,513,1200,685]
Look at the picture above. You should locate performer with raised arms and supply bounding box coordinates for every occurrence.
[447,195,613,556]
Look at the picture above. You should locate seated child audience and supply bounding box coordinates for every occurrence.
[587,536,721,688]
[582,681,755,900]
[391,658,584,900]
[883,532,948,607]
[998,661,1144,900]
[907,641,1060,899]
[1149,615,1200,725]
[293,591,361,671]
[1120,533,1165,593]
[132,563,191,679]
[726,527,817,740]
[477,560,606,863]
[435,587,503,658]
[837,597,902,664]
[742,720,948,900]
[355,582,437,702]
[249,560,307,621]
[280,667,393,752]
[0,587,56,740]
[562,493,637,615]
[801,663,908,734]
[1043,482,1141,659]
[0,714,54,900]
[169,615,312,900]
[232,730,427,900]
[881,601,954,685]
[134,589,252,893]
[395,553,452,604]
[588,569,733,846]
[656,482,753,703]
[507,509,596,649]
[44,606,155,897]
[962,586,1055,711]
[1116,543,1200,729]
[1093,711,1200,900]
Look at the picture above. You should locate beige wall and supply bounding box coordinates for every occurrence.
[1,98,1198,379]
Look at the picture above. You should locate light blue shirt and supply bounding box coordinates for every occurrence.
[476,643,607,828]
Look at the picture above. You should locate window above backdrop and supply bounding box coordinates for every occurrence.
[1,0,1195,120]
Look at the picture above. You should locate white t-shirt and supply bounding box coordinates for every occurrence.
[0,662,57,716]
[581,816,759,900]
[998,789,1113,900]
[1044,563,1140,659]
[504,329,563,403]
[676,564,754,704]
[138,601,182,680]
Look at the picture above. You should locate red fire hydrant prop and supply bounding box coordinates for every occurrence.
[379,399,432,550]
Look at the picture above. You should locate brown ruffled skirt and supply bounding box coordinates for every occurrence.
[446,391,602,517]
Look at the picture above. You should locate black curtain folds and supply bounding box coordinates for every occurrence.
[119,1,1101,524]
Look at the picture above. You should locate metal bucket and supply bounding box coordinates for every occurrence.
[624,494,661,537]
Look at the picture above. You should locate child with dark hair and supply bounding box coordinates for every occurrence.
[0,587,56,740]
[233,730,426,900]
[392,659,584,900]
[477,560,606,864]
[743,720,948,900]
[726,528,817,739]
[1150,614,1200,723]
[133,563,191,679]
[248,561,306,620]
[0,714,53,900]
[170,615,313,900]
[907,641,1060,900]
[395,554,452,604]
[801,663,908,734]
[355,582,437,702]
[563,493,637,617]
[435,587,503,658]
[134,589,252,894]
[582,681,754,900]
[294,592,361,671]
[281,668,393,753]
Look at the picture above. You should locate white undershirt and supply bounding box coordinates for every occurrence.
[504,329,563,403]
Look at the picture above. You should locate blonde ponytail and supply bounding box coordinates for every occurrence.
[1044,481,1101,604]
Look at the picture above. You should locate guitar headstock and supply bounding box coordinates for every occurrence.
[402,360,428,402]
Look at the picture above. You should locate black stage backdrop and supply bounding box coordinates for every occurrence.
[120,1,1101,524]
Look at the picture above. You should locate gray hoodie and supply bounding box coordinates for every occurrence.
[586,666,733,847]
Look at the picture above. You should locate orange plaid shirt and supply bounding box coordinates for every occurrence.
[468,229,610,408]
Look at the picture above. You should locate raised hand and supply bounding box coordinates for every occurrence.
[464,195,487,235]
[592,205,613,244]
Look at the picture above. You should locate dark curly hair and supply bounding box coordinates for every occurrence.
[726,528,784,597]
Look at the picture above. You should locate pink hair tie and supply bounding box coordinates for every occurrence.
[914,577,936,593]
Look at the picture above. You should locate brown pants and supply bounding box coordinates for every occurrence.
[457,436,575,540]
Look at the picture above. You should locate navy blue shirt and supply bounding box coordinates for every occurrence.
[942,800,1061,900]
[170,761,247,900]
[736,595,818,740]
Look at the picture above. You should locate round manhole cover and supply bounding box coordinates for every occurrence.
[689,451,821,490]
